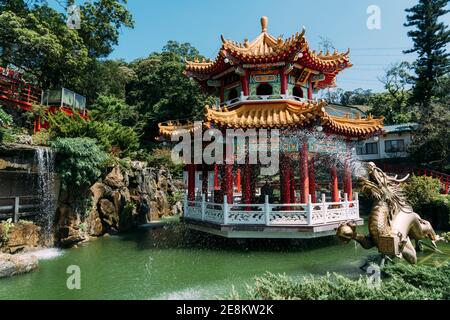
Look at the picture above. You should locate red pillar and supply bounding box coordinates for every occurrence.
[280,70,288,95]
[330,165,339,203]
[300,142,310,203]
[343,160,353,201]
[307,82,313,100]
[241,70,249,96]
[187,164,195,201]
[213,164,219,190]
[280,157,291,205]
[309,157,316,203]
[243,164,252,204]
[223,164,233,204]
[445,177,449,195]
[236,168,241,193]
[220,79,225,103]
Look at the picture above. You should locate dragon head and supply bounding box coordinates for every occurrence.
[359,162,410,216]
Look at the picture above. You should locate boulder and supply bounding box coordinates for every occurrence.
[98,198,119,231]
[0,222,41,254]
[0,253,39,278]
[104,166,124,188]
[90,182,112,205]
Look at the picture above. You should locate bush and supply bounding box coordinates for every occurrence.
[229,262,450,300]
[47,111,140,157]
[0,105,13,143]
[403,175,441,210]
[50,137,110,189]
[420,195,450,230]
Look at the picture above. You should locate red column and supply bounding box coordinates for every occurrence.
[290,169,296,203]
[223,164,233,204]
[241,70,249,96]
[280,70,288,95]
[202,165,208,199]
[307,82,313,100]
[343,160,353,201]
[445,177,449,195]
[300,142,310,203]
[213,164,219,190]
[243,164,252,204]
[280,157,291,205]
[187,164,196,201]
[309,157,316,203]
[236,168,241,193]
[330,165,339,202]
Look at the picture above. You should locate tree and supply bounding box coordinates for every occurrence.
[0,0,134,98]
[404,0,450,115]
[369,62,414,124]
[126,41,213,142]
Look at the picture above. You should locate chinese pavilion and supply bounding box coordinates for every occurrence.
[159,17,384,238]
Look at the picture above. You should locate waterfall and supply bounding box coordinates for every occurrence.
[35,147,57,241]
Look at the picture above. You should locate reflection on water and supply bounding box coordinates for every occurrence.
[0,223,448,300]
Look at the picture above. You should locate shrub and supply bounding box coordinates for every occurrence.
[420,195,450,230]
[403,175,441,210]
[146,148,184,178]
[47,111,140,157]
[0,105,13,143]
[50,137,110,189]
[229,262,450,300]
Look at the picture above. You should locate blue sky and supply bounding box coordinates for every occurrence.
[53,0,450,92]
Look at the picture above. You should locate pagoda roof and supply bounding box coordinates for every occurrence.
[185,17,352,87]
[159,100,383,138]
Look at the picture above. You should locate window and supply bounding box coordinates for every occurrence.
[293,86,304,98]
[227,87,238,100]
[356,142,378,155]
[385,140,405,153]
[256,83,273,95]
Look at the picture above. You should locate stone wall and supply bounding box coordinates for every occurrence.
[55,161,182,247]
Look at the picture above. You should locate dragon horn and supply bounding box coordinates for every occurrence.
[389,174,410,183]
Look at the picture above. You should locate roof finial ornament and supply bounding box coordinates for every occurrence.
[261,16,268,32]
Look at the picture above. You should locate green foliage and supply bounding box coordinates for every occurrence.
[47,111,140,157]
[404,175,450,230]
[230,262,450,300]
[50,137,109,189]
[90,95,143,129]
[403,175,441,210]
[0,105,12,127]
[410,102,450,171]
[0,0,133,93]
[167,191,183,207]
[146,148,184,178]
[420,195,450,231]
[0,219,13,243]
[0,105,13,143]
[126,43,213,141]
[404,0,450,112]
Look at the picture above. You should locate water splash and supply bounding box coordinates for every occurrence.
[28,248,63,260]
[34,147,57,242]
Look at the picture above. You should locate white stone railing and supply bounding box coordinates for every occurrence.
[217,93,320,109]
[184,193,359,227]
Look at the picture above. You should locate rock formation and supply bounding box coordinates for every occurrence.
[55,161,182,247]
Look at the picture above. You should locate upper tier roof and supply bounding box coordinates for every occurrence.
[185,17,352,88]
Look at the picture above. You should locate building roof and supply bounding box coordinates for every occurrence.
[185,17,352,88]
[159,100,384,138]
[383,123,418,134]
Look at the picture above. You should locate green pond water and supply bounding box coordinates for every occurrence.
[0,222,449,300]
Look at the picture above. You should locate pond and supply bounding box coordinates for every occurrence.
[0,222,448,300]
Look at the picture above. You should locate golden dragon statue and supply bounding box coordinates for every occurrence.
[337,162,441,264]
